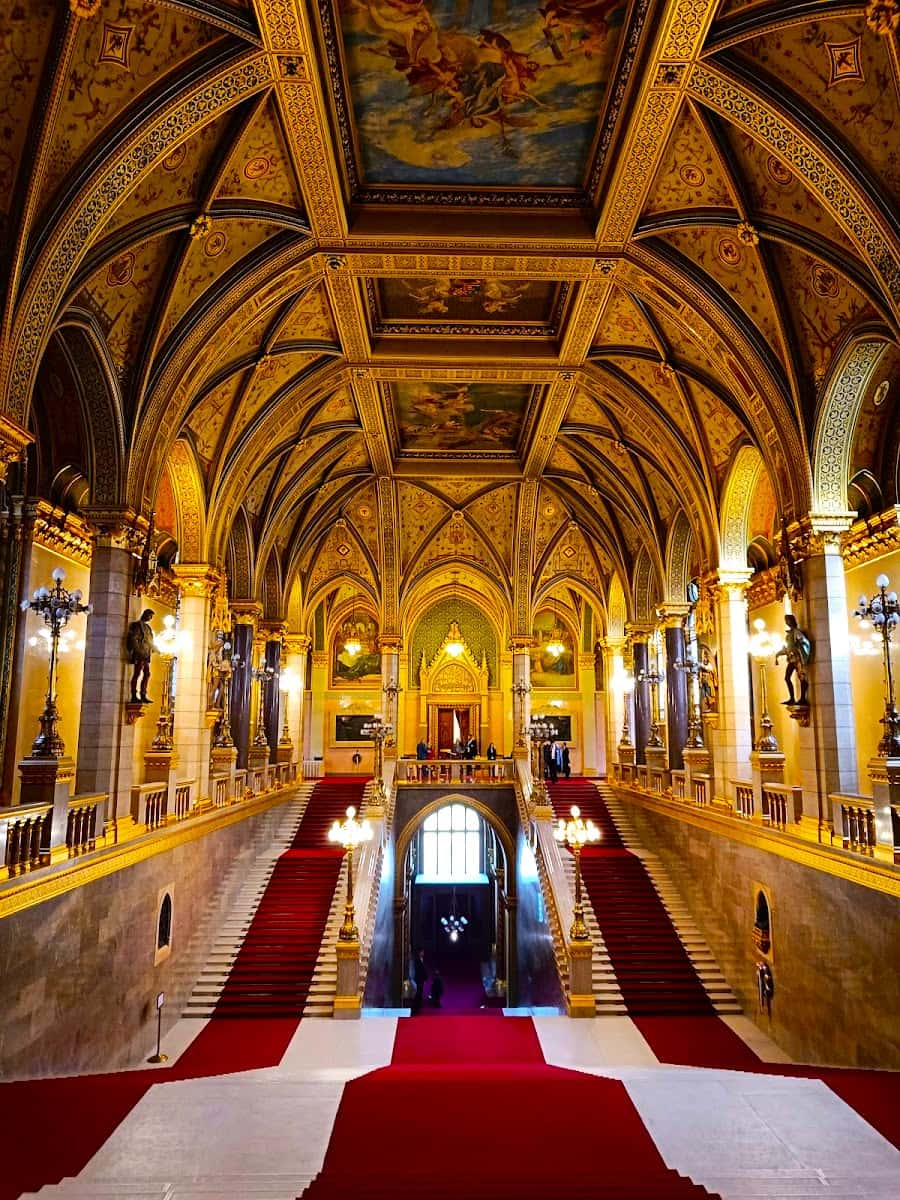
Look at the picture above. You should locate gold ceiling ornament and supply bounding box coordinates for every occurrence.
[866,1,900,36]
[341,598,365,658]
[736,222,760,246]
[545,596,567,660]
[69,0,101,17]
[188,214,213,240]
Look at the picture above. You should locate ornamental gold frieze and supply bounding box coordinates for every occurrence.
[329,254,597,280]
[0,415,33,480]
[840,508,900,569]
[257,0,306,51]
[6,52,274,425]
[746,567,783,612]
[522,374,578,479]
[686,62,900,307]
[31,502,93,566]
[367,366,560,384]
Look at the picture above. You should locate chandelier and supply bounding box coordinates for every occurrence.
[441,889,468,942]
[545,597,566,659]
[445,573,464,656]
[341,598,364,658]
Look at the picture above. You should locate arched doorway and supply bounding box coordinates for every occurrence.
[394,797,516,1012]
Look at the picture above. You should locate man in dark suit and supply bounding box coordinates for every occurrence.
[411,948,427,1015]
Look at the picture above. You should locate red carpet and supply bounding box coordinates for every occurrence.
[0,777,367,1200]
[302,1016,722,1200]
[549,780,715,1016]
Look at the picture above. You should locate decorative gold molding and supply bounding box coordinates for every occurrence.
[30,501,93,565]
[841,507,900,569]
[0,414,33,480]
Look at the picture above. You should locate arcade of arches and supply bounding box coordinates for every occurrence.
[0,0,899,1195]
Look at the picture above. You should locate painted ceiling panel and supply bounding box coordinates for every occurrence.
[466,484,518,570]
[642,100,738,216]
[399,482,450,573]
[186,372,245,467]
[735,17,900,204]
[218,94,305,211]
[41,2,222,205]
[594,287,659,353]
[274,284,338,344]
[0,0,56,222]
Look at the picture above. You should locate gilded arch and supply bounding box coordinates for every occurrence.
[720,447,764,572]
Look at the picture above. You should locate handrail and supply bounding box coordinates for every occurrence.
[397,757,516,784]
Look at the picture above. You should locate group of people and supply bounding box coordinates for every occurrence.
[542,739,570,782]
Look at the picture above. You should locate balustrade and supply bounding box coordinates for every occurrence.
[66,797,101,856]
[835,798,877,856]
[233,769,247,800]
[762,783,801,830]
[693,775,709,807]
[2,805,52,876]
[734,780,754,819]
[173,782,193,821]
[671,770,686,800]
[133,783,168,830]
[212,773,230,807]
[398,757,514,784]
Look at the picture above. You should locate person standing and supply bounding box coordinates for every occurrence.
[562,743,571,779]
[547,741,558,783]
[411,947,427,1015]
[126,608,156,703]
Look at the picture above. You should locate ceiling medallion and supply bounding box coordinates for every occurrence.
[826,40,864,87]
[679,163,706,188]
[188,214,212,240]
[716,237,742,268]
[766,156,793,186]
[811,264,840,299]
[98,23,133,69]
[106,253,134,287]
[336,543,352,557]
[163,144,187,172]
[243,156,271,180]
[204,231,227,258]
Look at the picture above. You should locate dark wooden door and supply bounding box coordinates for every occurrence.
[437,707,470,751]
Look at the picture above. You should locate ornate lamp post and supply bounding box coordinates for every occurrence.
[382,679,402,737]
[151,614,185,752]
[673,652,704,749]
[20,567,92,757]
[853,575,900,756]
[278,666,300,754]
[212,641,235,749]
[362,715,392,804]
[328,805,374,940]
[528,716,557,803]
[250,662,276,749]
[612,669,635,747]
[748,618,779,752]
[554,804,600,941]
[512,678,531,748]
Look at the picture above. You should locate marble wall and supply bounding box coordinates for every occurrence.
[0,798,296,1078]
[614,793,900,1069]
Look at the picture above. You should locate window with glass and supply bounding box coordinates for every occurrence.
[421,804,483,880]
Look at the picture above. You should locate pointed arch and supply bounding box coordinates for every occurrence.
[607,573,628,639]
[665,511,693,603]
[720,446,765,572]
[165,438,207,562]
[812,338,891,518]
[226,507,254,600]
[633,546,659,622]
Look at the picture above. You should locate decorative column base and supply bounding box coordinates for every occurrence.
[144,750,176,785]
[275,742,293,764]
[247,744,270,771]
[750,750,785,823]
[18,756,75,861]
[566,940,596,1018]
[333,939,361,1019]
[866,756,900,852]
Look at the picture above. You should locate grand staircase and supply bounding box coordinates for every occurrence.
[547,779,741,1017]
[183,778,367,1020]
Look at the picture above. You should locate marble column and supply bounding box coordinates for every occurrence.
[75,520,140,823]
[262,632,282,763]
[308,651,328,761]
[629,628,651,765]
[284,634,310,765]
[511,637,532,759]
[713,573,753,805]
[380,636,401,758]
[228,606,259,769]
[797,527,857,828]
[0,499,37,805]
[659,606,690,771]
[172,565,219,803]
[578,652,598,775]
[603,638,626,762]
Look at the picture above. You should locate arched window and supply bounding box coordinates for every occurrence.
[157,893,172,951]
[421,804,483,880]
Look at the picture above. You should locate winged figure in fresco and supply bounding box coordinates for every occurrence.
[402,277,530,315]
[539,0,622,60]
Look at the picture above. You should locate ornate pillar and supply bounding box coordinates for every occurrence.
[309,650,328,761]
[75,511,145,823]
[0,499,37,805]
[628,625,651,765]
[260,622,284,763]
[380,635,401,758]
[228,602,260,769]
[794,521,858,830]
[602,638,626,763]
[578,652,598,775]
[171,565,220,803]
[510,636,532,759]
[658,606,690,770]
[713,573,753,804]
[284,634,310,765]
[0,417,32,486]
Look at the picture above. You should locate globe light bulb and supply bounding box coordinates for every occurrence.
[876,574,889,589]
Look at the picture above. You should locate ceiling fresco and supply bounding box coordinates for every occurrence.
[324,0,629,199]
[387,381,533,454]
[364,277,568,337]
[1,0,899,638]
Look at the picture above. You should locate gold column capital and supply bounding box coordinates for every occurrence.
[81,506,147,552]
[230,600,263,629]
[172,562,223,597]
[284,633,312,655]
[0,414,33,482]
[379,635,402,652]
[656,604,690,628]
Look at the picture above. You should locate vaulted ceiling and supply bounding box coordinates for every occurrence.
[1,0,898,630]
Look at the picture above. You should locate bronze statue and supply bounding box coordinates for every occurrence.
[126,608,155,703]
[775,614,812,705]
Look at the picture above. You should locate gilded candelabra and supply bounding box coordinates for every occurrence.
[554,805,601,941]
[151,614,184,752]
[328,805,374,941]
[512,678,531,748]
[362,714,392,803]
[20,567,92,757]
[673,653,704,749]
[528,716,557,802]
[853,575,900,756]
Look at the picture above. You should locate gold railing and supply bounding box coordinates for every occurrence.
[734,780,754,819]
[66,795,102,856]
[2,804,52,876]
[833,794,877,856]
[397,757,515,784]
[762,783,801,830]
